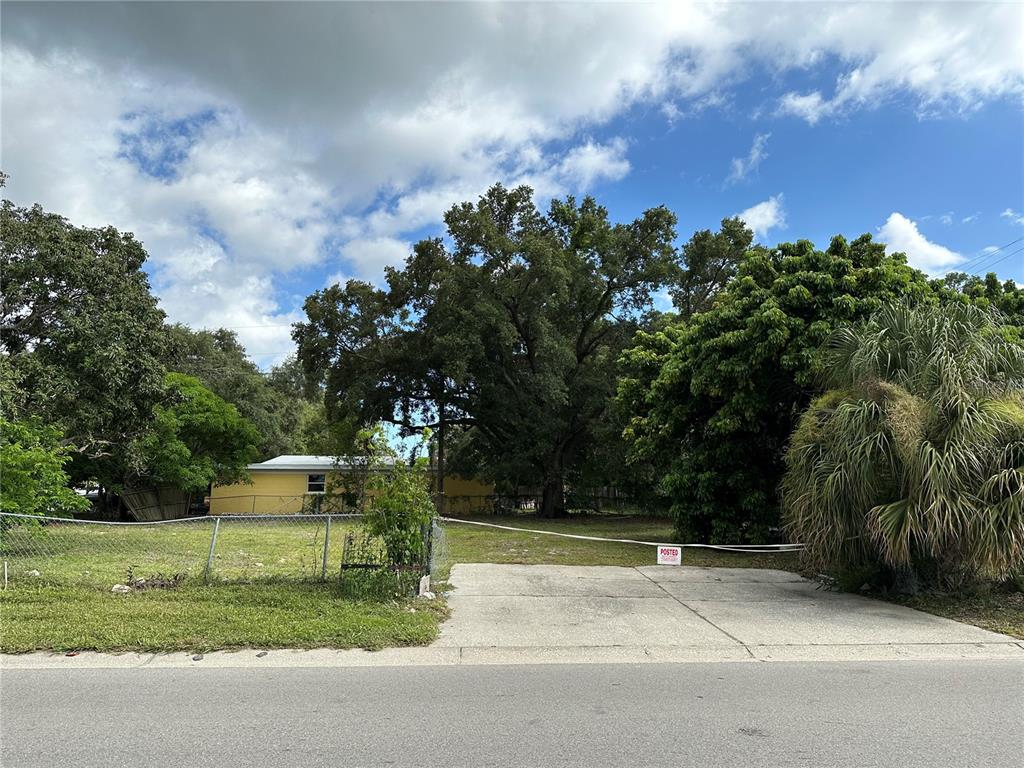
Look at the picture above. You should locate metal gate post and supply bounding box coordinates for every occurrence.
[320,515,331,581]
[204,517,221,583]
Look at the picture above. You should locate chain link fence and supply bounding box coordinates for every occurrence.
[0,512,383,589]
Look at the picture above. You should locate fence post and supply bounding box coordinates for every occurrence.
[320,515,331,581]
[204,517,221,583]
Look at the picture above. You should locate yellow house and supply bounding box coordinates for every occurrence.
[209,455,494,515]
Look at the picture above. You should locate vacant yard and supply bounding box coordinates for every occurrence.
[0,516,437,654]
[440,513,801,574]
[0,516,364,587]
[0,582,445,653]
[4,512,1019,652]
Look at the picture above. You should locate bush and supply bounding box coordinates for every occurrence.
[1,418,89,517]
[363,459,435,567]
[783,302,1024,588]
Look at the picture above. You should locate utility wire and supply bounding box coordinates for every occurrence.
[967,244,1024,276]
[953,236,1023,272]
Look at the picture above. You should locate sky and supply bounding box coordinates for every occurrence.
[2,1,1023,367]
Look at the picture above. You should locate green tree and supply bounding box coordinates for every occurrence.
[133,373,260,492]
[619,234,935,542]
[671,217,754,317]
[297,184,679,516]
[935,271,1024,327]
[782,303,1024,588]
[1,197,168,491]
[164,325,307,459]
[0,418,89,516]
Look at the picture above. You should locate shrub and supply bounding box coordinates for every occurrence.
[1,418,88,517]
[782,302,1024,588]
[363,458,435,567]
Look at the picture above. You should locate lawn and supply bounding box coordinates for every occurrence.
[4,512,1019,652]
[0,516,364,587]
[0,516,439,654]
[0,583,444,654]
[0,512,799,654]
[439,513,801,573]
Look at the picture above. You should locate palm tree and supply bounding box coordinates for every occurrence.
[782,302,1024,588]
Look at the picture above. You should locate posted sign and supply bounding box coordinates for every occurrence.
[657,545,682,566]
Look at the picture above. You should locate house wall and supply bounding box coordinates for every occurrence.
[210,472,312,514]
[210,470,495,515]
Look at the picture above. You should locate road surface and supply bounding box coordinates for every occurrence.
[3,660,1022,767]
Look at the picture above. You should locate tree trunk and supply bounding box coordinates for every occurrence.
[436,407,446,518]
[539,474,565,518]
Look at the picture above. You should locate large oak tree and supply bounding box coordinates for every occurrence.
[296,184,679,516]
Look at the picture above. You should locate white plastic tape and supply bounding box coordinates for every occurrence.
[437,516,803,553]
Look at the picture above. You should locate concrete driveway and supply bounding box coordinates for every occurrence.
[436,563,1024,664]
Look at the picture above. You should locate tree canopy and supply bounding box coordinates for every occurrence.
[1,197,168,489]
[671,216,754,318]
[1,190,300,517]
[133,373,260,493]
[164,325,314,459]
[296,183,680,516]
[0,418,89,517]
[619,233,936,542]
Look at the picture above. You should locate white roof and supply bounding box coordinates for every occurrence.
[247,455,398,472]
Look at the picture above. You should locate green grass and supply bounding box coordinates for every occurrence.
[1,517,363,587]
[0,582,445,653]
[0,517,438,654]
[0,512,800,654]
[440,513,801,573]
[13,512,1017,652]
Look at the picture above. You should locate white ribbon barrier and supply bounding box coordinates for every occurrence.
[438,516,803,553]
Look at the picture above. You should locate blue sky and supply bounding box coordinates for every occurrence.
[3,2,1022,364]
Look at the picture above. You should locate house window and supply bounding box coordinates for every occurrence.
[307,474,326,494]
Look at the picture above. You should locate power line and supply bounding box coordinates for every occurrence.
[967,245,1024,276]
[954,236,1023,272]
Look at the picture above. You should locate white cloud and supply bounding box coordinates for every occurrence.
[554,138,631,191]
[778,91,830,124]
[727,133,770,184]
[736,194,786,240]
[962,213,979,224]
[775,3,1024,124]
[1002,208,1024,226]
[939,212,953,226]
[878,212,963,273]
[2,2,1022,358]
[339,238,411,282]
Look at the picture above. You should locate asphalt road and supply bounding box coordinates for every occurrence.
[3,660,1022,767]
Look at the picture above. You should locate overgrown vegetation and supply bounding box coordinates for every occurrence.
[618,234,935,542]
[0,184,330,519]
[783,303,1024,591]
[335,429,438,598]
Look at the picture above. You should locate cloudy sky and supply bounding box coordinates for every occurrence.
[3,1,1023,365]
